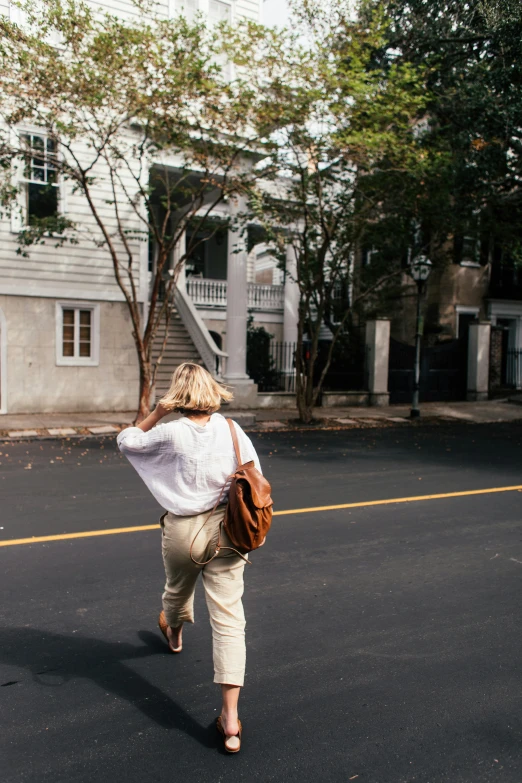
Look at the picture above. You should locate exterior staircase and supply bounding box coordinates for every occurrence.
[151,304,204,400]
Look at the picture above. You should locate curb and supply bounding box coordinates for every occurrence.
[2,414,517,443]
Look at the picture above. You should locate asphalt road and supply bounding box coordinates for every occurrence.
[1,422,522,783]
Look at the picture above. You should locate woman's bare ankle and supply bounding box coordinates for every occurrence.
[220,683,241,735]
[166,623,183,650]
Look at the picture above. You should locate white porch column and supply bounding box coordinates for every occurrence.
[283,243,299,345]
[282,243,299,391]
[224,195,258,407]
[467,322,491,401]
[365,319,390,406]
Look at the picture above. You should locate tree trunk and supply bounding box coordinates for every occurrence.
[296,381,314,424]
[296,337,315,424]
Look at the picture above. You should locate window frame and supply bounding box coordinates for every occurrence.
[55,301,100,367]
[21,132,60,223]
[456,306,479,338]
[170,0,200,20]
[11,126,66,233]
[208,0,233,23]
[459,234,481,268]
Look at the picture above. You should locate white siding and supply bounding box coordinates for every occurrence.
[235,0,260,21]
[89,0,260,22]
[90,0,170,21]
[0,131,147,302]
[0,0,261,303]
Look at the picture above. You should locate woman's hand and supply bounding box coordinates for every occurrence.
[137,402,170,432]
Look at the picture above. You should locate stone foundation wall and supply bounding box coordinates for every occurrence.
[0,295,139,414]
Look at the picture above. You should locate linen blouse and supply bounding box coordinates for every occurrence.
[117,412,262,516]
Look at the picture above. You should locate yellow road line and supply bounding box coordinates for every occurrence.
[272,484,522,515]
[1,484,521,548]
[0,525,159,547]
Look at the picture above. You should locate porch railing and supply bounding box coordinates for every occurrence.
[187,278,228,307]
[187,277,284,311]
[248,283,284,311]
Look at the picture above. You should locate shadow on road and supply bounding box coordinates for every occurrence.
[0,626,218,749]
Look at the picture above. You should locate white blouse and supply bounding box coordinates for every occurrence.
[117,413,262,516]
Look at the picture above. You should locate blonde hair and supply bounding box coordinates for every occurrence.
[159,362,233,414]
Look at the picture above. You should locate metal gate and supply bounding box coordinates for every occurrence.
[388,338,467,404]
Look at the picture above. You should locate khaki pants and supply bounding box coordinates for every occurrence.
[160,506,246,687]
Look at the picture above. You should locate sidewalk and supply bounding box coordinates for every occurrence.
[2,398,522,440]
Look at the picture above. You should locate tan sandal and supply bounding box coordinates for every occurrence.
[157,611,182,653]
[216,715,242,753]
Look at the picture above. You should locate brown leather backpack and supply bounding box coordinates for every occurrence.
[190,418,273,565]
[223,418,273,553]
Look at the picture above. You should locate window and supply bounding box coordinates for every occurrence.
[209,0,232,23]
[172,0,199,21]
[460,235,480,267]
[21,133,59,224]
[456,307,479,339]
[56,303,100,366]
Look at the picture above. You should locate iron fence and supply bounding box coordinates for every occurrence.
[506,349,522,389]
[254,333,368,394]
[253,341,296,393]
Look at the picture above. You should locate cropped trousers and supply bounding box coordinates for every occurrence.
[160,506,246,687]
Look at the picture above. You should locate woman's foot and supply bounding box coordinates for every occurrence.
[166,623,183,653]
[158,611,183,653]
[218,713,241,752]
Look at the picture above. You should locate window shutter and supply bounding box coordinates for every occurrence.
[10,130,24,233]
[59,169,68,215]
[10,196,23,233]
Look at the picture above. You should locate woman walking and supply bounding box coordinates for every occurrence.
[117,363,263,753]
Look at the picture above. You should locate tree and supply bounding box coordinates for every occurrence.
[0,0,287,420]
[368,0,522,260]
[249,0,430,423]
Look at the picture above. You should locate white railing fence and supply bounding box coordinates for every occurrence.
[248,283,284,311]
[186,277,284,311]
[186,278,228,307]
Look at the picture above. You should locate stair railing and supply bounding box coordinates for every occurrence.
[173,286,228,379]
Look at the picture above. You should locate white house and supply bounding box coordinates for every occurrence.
[0,0,300,414]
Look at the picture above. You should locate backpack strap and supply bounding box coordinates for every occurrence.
[226,418,242,466]
[189,489,251,567]
[189,419,250,566]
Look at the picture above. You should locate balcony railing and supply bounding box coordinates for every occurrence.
[187,277,284,311]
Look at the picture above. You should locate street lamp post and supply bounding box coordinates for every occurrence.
[409,256,432,419]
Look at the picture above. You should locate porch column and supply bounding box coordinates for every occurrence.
[365,319,390,406]
[283,243,299,345]
[467,321,491,401]
[282,243,299,391]
[224,195,258,407]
